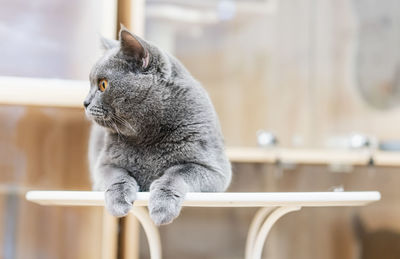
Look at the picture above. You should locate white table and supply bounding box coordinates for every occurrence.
[26,191,380,259]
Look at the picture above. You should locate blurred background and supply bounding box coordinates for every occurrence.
[1,0,400,258]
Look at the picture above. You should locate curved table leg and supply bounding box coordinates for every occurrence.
[245,207,274,259]
[130,207,162,259]
[246,206,302,259]
[129,205,299,259]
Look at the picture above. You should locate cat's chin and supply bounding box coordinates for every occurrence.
[92,118,112,128]
[93,119,137,138]
[93,122,118,134]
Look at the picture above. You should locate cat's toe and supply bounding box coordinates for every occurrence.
[105,197,132,217]
[148,190,183,225]
[149,204,179,225]
[105,183,136,217]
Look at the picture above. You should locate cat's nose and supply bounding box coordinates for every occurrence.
[83,100,91,108]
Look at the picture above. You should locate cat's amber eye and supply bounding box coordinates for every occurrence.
[98,79,108,92]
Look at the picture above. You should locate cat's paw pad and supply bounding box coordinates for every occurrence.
[105,182,137,217]
[148,189,184,225]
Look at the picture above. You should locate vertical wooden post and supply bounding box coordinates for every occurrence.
[100,0,118,39]
[116,1,146,257]
[102,208,119,259]
[121,214,140,259]
[130,0,146,37]
[117,0,146,37]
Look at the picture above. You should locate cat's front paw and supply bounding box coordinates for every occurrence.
[148,187,185,225]
[105,182,137,217]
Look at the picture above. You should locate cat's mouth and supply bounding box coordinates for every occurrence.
[89,114,115,130]
[86,106,135,135]
[85,105,109,122]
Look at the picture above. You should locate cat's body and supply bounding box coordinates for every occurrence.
[85,28,231,225]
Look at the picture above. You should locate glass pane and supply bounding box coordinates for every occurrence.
[0,0,102,80]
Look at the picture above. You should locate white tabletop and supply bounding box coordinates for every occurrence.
[26,191,381,208]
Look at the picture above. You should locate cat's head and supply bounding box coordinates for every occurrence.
[84,27,171,137]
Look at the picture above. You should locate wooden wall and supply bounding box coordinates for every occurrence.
[148,0,400,258]
[0,1,108,256]
[0,107,105,259]
[163,0,400,147]
[1,0,400,258]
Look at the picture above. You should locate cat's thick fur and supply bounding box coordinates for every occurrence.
[85,28,231,225]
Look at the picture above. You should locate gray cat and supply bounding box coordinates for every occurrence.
[84,27,232,225]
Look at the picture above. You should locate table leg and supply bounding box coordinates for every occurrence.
[245,206,301,259]
[102,208,119,259]
[129,207,162,259]
[245,207,275,259]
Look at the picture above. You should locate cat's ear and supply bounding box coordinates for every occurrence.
[119,26,150,69]
[100,36,119,50]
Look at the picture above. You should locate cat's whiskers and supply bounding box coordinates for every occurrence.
[109,115,126,137]
[111,114,136,134]
[111,120,124,141]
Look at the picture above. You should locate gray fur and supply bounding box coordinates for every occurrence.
[85,28,231,225]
